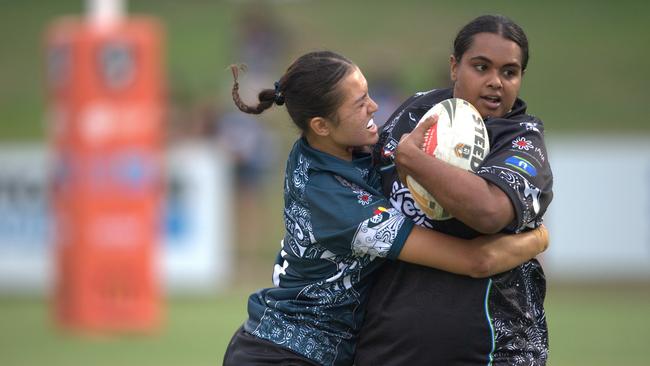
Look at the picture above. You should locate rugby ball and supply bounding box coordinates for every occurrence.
[405,98,490,220]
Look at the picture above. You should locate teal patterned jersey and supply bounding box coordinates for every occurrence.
[244,137,414,366]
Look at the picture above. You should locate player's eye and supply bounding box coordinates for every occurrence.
[503,68,519,78]
[359,96,370,108]
[474,64,487,72]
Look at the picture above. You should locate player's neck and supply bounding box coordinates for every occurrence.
[305,134,352,161]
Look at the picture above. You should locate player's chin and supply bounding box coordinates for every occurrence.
[367,132,379,145]
[479,106,505,120]
[475,100,501,120]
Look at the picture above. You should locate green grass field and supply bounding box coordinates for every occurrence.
[1,283,649,366]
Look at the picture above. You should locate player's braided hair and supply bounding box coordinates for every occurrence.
[230,64,275,114]
[230,51,354,132]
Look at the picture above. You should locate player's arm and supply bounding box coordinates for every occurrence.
[395,116,514,233]
[398,224,549,278]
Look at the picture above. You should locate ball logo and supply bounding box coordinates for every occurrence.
[454,143,470,159]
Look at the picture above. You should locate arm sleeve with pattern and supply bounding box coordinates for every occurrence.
[305,172,414,259]
[475,118,554,233]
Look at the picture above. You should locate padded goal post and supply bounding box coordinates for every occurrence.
[45,10,164,332]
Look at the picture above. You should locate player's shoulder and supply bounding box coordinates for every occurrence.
[489,114,545,136]
[405,88,453,110]
[388,89,451,123]
[487,97,545,136]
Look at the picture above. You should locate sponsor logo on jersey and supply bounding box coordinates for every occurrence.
[382,137,398,159]
[512,136,534,151]
[370,206,389,224]
[358,192,372,205]
[505,156,537,177]
[373,206,388,215]
[519,121,540,133]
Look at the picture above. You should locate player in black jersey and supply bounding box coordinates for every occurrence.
[355,15,554,366]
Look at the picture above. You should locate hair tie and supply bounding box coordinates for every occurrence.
[274,81,285,106]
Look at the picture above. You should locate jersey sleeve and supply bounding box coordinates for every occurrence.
[475,118,554,233]
[305,172,414,260]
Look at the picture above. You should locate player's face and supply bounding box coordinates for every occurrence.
[327,67,379,155]
[450,32,523,119]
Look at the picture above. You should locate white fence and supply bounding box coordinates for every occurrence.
[543,135,650,281]
[0,141,233,294]
[0,136,648,295]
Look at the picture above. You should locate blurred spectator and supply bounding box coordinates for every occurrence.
[217,3,286,268]
[231,2,289,103]
[235,2,288,76]
[215,108,276,266]
[165,2,288,273]
[369,73,403,128]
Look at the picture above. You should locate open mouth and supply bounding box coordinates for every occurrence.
[481,95,502,109]
[482,95,501,103]
[366,118,376,129]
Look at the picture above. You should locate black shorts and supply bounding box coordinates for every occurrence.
[223,325,319,366]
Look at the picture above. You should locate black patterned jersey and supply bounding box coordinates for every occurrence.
[355,88,554,366]
[244,137,414,366]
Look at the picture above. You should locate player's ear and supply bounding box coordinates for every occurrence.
[450,55,458,82]
[309,116,331,137]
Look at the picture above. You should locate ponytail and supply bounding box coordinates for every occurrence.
[229,51,354,132]
[230,64,276,115]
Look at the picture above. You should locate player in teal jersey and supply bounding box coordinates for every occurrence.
[222,51,548,366]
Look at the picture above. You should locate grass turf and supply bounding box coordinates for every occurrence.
[1,283,649,366]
